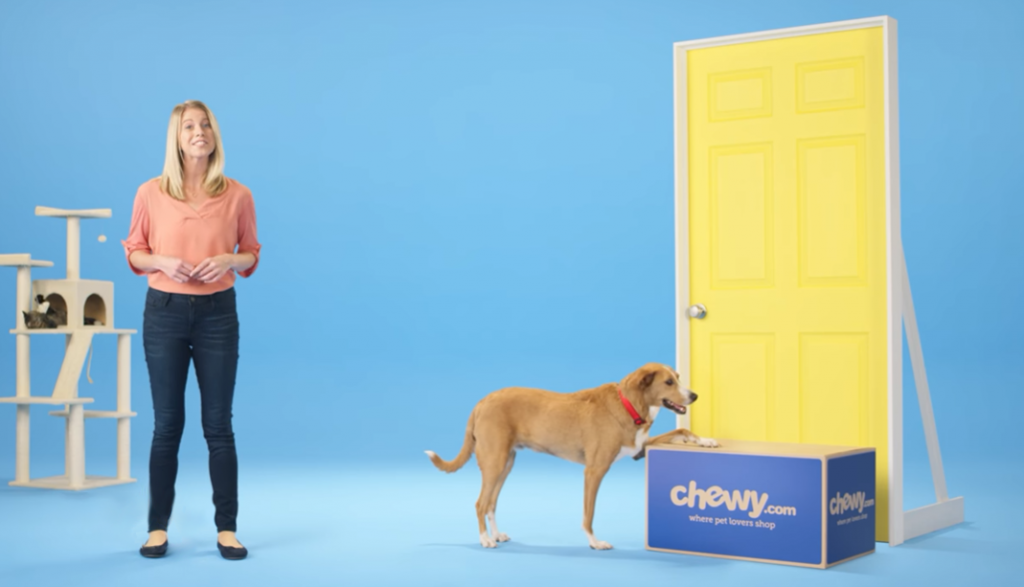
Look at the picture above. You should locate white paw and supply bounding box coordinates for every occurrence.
[480,533,497,548]
[486,513,508,542]
[586,532,613,550]
[698,437,720,448]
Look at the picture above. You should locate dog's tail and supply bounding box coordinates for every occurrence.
[425,410,476,473]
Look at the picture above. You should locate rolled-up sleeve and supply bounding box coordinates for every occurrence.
[236,190,261,278]
[121,189,151,276]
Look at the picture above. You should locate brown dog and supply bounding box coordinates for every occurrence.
[426,363,719,549]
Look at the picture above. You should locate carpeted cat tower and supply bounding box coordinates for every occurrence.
[0,206,136,490]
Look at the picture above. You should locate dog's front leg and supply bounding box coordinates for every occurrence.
[661,427,719,448]
[633,428,720,460]
[582,457,614,550]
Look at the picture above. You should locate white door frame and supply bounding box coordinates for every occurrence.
[671,15,964,546]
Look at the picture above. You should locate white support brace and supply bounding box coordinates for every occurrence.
[899,249,964,543]
[905,498,965,541]
[902,250,948,501]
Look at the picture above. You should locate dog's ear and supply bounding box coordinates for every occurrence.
[639,369,656,390]
[624,364,660,393]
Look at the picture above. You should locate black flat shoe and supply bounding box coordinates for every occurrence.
[217,541,248,560]
[139,541,168,558]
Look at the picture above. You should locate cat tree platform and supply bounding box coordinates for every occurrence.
[10,475,136,491]
[10,327,136,335]
[0,397,93,405]
[0,254,55,268]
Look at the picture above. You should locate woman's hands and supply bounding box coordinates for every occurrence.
[129,251,255,284]
[192,253,255,283]
[159,256,195,283]
[129,251,193,283]
[190,255,234,283]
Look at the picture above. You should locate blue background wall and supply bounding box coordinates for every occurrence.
[0,1,1021,584]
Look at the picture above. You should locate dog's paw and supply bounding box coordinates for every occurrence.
[493,532,510,543]
[586,532,613,550]
[697,437,720,448]
[480,533,498,548]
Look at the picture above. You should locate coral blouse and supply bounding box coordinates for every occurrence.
[122,178,262,295]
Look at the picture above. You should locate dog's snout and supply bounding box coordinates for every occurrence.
[689,391,698,402]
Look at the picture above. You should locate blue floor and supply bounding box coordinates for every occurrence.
[0,452,1017,586]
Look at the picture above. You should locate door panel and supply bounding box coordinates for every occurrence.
[686,27,890,540]
[709,333,775,441]
[798,136,867,286]
[710,143,775,289]
[798,333,870,445]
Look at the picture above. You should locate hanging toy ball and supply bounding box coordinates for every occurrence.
[98,234,107,243]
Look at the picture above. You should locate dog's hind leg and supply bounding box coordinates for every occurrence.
[581,456,614,550]
[475,444,511,548]
[487,450,516,543]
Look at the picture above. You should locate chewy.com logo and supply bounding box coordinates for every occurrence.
[829,491,874,516]
[669,481,797,518]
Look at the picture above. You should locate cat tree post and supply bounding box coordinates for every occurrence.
[62,333,81,479]
[66,216,80,280]
[0,254,54,484]
[116,333,132,481]
[64,334,71,478]
[67,403,85,489]
[15,265,32,484]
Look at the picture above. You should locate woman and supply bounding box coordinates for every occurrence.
[122,100,261,560]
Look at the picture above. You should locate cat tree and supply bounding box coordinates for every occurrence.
[0,206,136,490]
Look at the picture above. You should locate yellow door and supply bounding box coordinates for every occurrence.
[685,27,891,540]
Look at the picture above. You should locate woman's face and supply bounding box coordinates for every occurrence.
[179,107,215,161]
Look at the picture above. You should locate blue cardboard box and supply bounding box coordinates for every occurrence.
[646,440,875,568]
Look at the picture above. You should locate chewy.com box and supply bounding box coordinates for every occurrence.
[646,440,875,568]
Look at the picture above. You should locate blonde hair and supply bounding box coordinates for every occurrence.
[159,100,228,201]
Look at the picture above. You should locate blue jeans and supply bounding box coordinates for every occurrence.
[143,287,240,533]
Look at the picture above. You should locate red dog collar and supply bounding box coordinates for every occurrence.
[618,387,645,426]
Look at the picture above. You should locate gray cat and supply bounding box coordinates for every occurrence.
[22,295,103,328]
[22,294,68,329]
[23,309,58,329]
